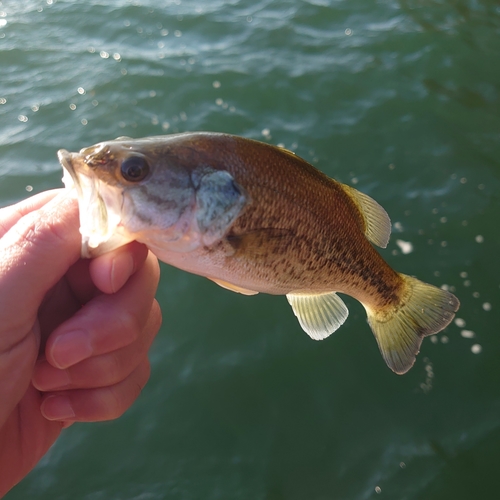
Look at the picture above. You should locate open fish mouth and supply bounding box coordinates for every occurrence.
[58,149,132,257]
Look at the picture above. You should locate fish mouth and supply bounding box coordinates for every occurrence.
[58,148,131,257]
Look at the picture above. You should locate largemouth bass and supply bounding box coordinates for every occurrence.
[58,132,459,374]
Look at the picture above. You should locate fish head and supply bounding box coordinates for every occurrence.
[58,135,248,258]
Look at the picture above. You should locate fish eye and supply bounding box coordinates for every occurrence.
[120,156,150,182]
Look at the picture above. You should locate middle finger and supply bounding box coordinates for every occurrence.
[33,299,161,391]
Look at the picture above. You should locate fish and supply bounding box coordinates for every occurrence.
[58,132,460,374]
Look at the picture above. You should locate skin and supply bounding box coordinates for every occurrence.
[0,190,162,497]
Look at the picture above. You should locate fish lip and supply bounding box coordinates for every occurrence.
[58,149,82,193]
[58,148,112,257]
[57,149,75,175]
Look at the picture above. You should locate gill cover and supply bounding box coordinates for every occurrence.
[193,168,248,247]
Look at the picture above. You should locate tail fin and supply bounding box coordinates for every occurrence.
[364,274,460,374]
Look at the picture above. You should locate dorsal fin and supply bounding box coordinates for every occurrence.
[341,184,391,248]
[286,292,349,340]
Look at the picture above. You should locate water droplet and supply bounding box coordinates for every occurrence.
[396,239,413,254]
[461,330,475,339]
[375,486,382,494]
[81,118,88,125]
[455,318,466,327]
[475,235,484,243]
[77,87,85,95]
[213,80,221,88]
[482,302,491,311]
[69,103,76,110]
[100,51,110,59]
[18,115,28,122]
[345,28,352,35]
[25,185,33,192]
[471,344,482,354]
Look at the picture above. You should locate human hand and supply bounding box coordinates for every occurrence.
[0,190,162,496]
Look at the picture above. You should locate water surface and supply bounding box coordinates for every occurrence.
[2,1,500,499]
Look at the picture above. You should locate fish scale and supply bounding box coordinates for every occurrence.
[58,132,459,374]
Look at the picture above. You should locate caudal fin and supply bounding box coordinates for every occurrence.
[364,274,460,374]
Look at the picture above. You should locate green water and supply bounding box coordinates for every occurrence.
[2,1,500,498]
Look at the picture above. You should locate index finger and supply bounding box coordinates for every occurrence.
[0,192,81,344]
[0,189,64,238]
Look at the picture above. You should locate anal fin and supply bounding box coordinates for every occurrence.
[286,292,349,340]
[209,278,259,296]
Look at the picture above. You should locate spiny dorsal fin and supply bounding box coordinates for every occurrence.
[286,292,349,340]
[341,184,391,248]
[209,278,259,296]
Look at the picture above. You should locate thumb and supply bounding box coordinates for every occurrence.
[0,191,82,347]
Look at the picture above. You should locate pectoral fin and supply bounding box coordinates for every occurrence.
[286,292,349,340]
[209,278,259,296]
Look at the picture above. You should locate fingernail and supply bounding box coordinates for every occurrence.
[32,365,71,391]
[51,330,93,369]
[110,252,135,293]
[42,395,76,421]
